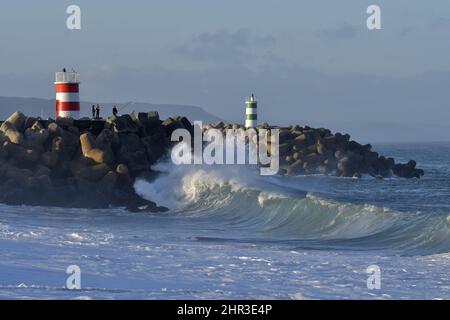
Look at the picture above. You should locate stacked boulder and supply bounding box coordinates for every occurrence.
[204,122,424,179]
[0,111,192,211]
[273,125,424,178]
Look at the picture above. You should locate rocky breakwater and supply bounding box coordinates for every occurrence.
[206,122,424,179]
[0,111,424,211]
[0,111,192,211]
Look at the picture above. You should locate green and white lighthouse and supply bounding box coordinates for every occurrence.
[245,94,257,128]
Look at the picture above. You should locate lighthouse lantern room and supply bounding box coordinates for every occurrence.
[55,70,80,119]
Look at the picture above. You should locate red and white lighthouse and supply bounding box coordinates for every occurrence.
[55,70,80,118]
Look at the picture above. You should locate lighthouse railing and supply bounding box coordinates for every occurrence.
[55,72,80,83]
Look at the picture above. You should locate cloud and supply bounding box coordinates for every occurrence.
[172,29,276,64]
[399,27,414,37]
[317,23,359,41]
[428,17,450,31]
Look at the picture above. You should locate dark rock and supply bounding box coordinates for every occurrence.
[24,117,38,130]
[118,133,142,152]
[75,163,110,182]
[286,160,304,175]
[47,122,62,137]
[56,117,74,128]
[3,142,40,167]
[138,112,161,135]
[106,114,140,134]
[24,127,49,147]
[174,116,193,132]
[74,119,92,131]
[161,117,191,136]
[41,151,59,168]
[279,129,294,142]
[34,165,51,177]
[279,143,292,156]
[393,160,423,178]
[5,111,26,132]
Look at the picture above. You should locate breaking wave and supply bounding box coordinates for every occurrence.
[134,161,450,256]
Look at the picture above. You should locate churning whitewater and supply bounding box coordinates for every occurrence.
[135,159,450,257]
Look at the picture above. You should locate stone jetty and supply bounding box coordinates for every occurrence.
[0,111,424,210]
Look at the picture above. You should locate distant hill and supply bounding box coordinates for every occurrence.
[0,96,223,124]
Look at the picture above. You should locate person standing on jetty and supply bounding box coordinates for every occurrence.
[112,105,118,117]
[92,105,96,119]
[96,104,100,119]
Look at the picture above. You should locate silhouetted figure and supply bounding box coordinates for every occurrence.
[62,68,66,72]
[96,104,100,119]
[112,105,118,117]
[92,105,96,119]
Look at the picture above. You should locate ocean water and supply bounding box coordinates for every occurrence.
[1,142,450,299]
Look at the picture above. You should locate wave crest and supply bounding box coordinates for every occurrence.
[134,161,450,255]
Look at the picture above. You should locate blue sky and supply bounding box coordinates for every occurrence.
[1,0,450,139]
